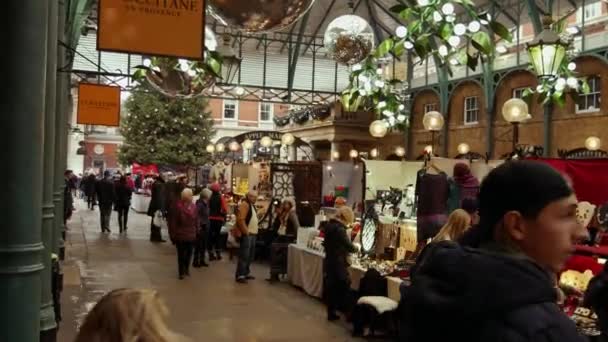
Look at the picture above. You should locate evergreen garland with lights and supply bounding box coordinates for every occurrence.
[118,84,215,166]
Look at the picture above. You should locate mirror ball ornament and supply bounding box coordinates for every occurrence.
[324,15,375,65]
[207,0,316,33]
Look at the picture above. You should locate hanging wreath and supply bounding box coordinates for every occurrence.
[310,104,331,121]
[274,115,291,127]
[132,50,222,99]
[293,109,310,124]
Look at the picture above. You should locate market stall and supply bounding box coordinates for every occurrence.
[322,161,365,208]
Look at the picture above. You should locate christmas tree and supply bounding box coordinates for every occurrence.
[118,84,215,166]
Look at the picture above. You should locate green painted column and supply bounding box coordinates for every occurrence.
[543,103,553,157]
[0,1,48,341]
[54,0,67,259]
[41,0,59,340]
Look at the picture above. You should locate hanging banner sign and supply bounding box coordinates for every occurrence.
[97,0,205,59]
[77,83,121,127]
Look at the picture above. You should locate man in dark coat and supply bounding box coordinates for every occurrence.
[147,175,167,242]
[95,170,116,233]
[401,161,588,342]
[83,173,97,210]
[64,170,74,224]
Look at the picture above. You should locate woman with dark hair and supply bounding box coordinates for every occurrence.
[208,183,227,261]
[115,176,133,233]
[267,198,300,282]
[402,161,588,342]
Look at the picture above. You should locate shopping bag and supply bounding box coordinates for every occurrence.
[153,210,168,230]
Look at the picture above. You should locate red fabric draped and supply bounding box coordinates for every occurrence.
[132,163,158,175]
[534,158,608,205]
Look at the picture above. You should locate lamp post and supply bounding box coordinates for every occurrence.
[281,133,296,161]
[243,139,254,162]
[502,98,530,153]
[527,17,570,156]
[369,120,388,160]
[422,111,444,156]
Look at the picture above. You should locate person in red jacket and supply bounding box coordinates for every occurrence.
[169,188,199,280]
[208,182,228,261]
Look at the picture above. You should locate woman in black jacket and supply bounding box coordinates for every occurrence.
[401,161,588,342]
[323,206,357,321]
[114,176,132,233]
[147,175,167,243]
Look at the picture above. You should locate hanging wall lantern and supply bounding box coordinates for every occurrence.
[527,18,569,79]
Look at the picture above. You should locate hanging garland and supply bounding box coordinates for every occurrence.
[132,50,223,99]
[343,0,512,128]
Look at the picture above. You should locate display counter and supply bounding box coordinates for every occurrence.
[375,217,417,260]
[287,244,325,298]
[287,244,405,301]
[131,193,151,213]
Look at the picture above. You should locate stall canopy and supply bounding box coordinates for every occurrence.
[536,158,608,205]
[132,163,158,175]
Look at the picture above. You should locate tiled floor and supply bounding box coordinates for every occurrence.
[58,201,364,342]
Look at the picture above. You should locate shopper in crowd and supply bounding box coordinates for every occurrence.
[169,188,198,280]
[148,174,167,243]
[401,161,588,342]
[83,172,98,210]
[208,182,227,261]
[96,170,116,233]
[584,262,608,338]
[193,188,212,268]
[323,206,357,321]
[125,172,135,191]
[448,162,480,213]
[114,175,133,234]
[74,288,185,342]
[267,197,301,282]
[431,209,471,243]
[135,172,143,190]
[234,191,259,283]
[64,170,74,224]
[461,197,479,226]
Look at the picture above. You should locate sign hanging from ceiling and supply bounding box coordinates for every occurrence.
[77,83,121,127]
[97,0,205,59]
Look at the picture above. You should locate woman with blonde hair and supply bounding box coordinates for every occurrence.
[432,209,472,242]
[323,206,357,321]
[74,288,180,342]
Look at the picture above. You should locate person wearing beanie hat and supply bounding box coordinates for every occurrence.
[400,161,588,342]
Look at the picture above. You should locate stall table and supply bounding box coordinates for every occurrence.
[287,244,404,301]
[575,245,608,258]
[287,244,325,298]
[131,193,151,213]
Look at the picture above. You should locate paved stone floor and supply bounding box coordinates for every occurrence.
[58,200,364,342]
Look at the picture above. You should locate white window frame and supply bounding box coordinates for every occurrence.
[576,76,601,114]
[222,99,238,122]
[424,103,438,113]
[258,102,273,122]
[577,2,602,22]
[464,96,479,125]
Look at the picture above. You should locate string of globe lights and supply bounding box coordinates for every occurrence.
[205,133,297,163]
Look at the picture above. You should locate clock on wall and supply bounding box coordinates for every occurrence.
[94,144,105,155]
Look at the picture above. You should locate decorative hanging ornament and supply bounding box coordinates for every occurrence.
[324,15,375,65]
[207,0,316,33]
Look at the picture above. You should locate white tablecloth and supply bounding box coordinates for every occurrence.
[287,244,404,302]
[131,193,151,213]
[287,244,325,298]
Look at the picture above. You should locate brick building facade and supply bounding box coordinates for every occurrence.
[409,55,608,158]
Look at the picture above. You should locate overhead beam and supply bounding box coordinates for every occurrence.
[366,0,385,44]
[372,0,406,27]
[288,11,311,94]
[300,0,338,56]
[494,1,519,26]
[280,24,298,53]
